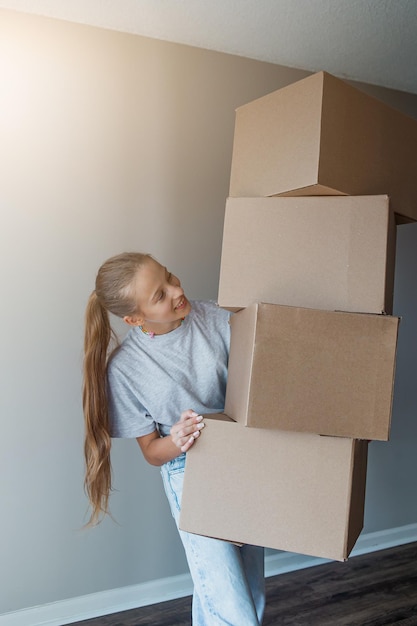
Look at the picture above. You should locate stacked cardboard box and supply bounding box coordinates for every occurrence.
[180,415,368,561]
[224,303,398,441]
[228,71,417,224]
[179,72,413,561]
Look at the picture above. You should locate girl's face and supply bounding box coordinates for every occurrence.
[124,258,191,334]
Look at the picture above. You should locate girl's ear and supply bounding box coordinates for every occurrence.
[123,315,144,327]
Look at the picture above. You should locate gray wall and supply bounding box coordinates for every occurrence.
[1,7,417,617]
[365,221,417,531]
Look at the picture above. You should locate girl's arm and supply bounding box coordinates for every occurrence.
[137,410,205,466]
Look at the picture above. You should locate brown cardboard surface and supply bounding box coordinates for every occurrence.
[218,195,396,314]
[179,415,368,561]
[229,71,417,223]
[225,303,399,440]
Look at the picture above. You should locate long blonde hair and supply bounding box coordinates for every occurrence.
[83,252,151,525]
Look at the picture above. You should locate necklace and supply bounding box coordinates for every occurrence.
[139,318,185,339]
[138,325,155,338]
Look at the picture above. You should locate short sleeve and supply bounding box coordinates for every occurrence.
[107,361,156,439]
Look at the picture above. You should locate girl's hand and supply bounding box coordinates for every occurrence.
[170,410,205,453]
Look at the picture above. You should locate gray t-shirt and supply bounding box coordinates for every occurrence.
[107,300,232,439]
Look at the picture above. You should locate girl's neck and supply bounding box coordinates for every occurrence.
[139,317,185,338]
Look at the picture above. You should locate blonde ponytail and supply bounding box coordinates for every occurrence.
[83,291,115,525]
[82,252,151,525]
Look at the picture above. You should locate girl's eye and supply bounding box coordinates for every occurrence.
[158,291,165,301]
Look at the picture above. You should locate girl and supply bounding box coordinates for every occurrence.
[83,252,265,625]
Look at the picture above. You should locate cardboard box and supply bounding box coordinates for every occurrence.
[218,195,396,315]
[179,415,368,562]
[229,71,417,223]
[225,303,399,441]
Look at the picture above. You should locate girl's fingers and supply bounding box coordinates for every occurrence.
[179,423,205,451]
[180,409,199,421]
[171,413,205,450]
[181,434,197,452]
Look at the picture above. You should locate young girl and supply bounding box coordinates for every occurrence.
[83,252,265,625]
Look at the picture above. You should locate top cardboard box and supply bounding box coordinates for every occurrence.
[229,71,417,223]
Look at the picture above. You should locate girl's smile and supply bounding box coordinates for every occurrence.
[123,258,192,334]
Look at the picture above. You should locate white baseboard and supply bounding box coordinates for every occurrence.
[2,523,417,626]
[264,521,417,577]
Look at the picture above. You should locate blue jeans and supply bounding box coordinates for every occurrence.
[161,453,265,626]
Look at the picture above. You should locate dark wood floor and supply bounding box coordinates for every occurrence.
[74,542,417,625]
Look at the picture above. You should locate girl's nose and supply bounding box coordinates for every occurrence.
[169,282,183,296]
